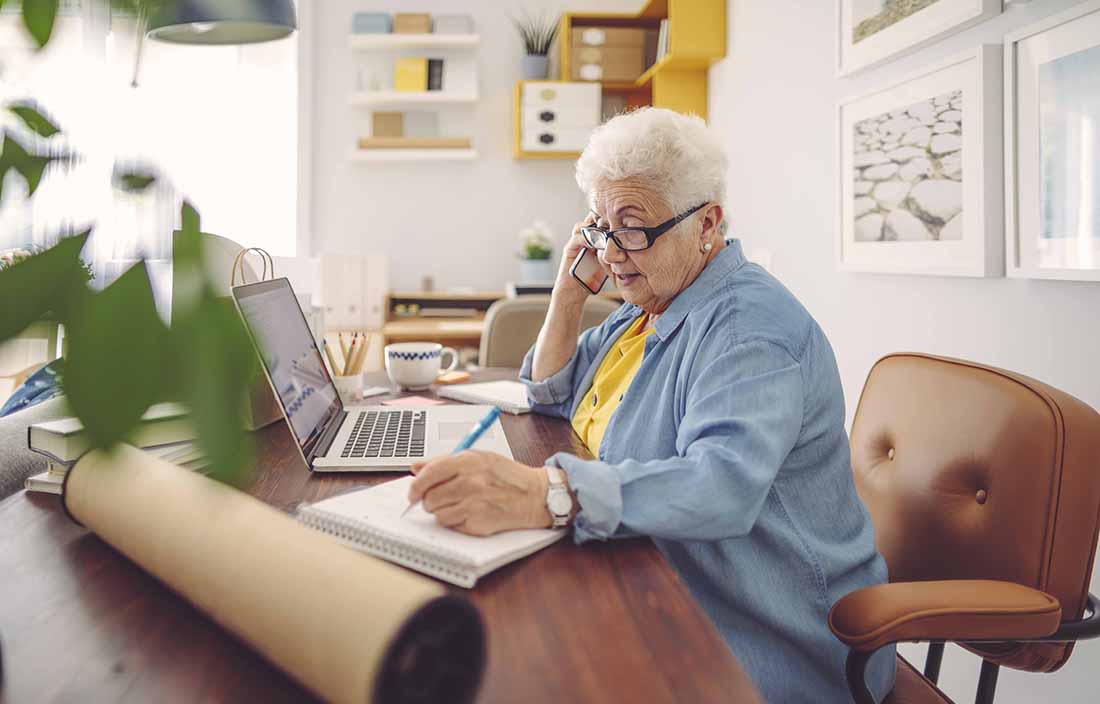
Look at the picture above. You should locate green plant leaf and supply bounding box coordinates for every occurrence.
[169,202,256,485]
[0,231,90,340]
[171,296,257,486]
[181,199,200,234]
[0,131,62,199]
[62,262,170,451]
[22,0,60,49]
[117,171,156,192]
[8,103,60,137]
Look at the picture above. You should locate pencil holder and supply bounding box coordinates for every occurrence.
[332,372,364,402]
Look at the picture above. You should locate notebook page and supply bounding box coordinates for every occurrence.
[306,477,563,569]
[439,381,531,412]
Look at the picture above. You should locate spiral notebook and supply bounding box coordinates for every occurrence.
[297,476,566,588]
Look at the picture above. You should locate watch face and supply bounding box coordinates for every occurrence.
[548,492,572,516]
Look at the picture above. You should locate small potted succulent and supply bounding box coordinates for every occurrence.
[511,12,558,80]
[517,221,555,282]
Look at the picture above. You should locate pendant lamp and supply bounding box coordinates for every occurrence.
[146,0,297,45]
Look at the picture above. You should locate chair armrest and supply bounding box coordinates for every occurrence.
[829,580,1061,653]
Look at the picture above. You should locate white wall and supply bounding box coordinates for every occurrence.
[709,1,1099,702]
[307,0,638,290]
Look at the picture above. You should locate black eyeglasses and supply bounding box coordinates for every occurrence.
[580,203,708,252]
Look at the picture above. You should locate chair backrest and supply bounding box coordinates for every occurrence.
[849,353,1100,672]
[479,295,620,368]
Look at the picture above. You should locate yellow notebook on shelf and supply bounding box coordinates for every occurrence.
[394,57,428,92]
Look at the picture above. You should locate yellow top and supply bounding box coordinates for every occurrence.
[571,314,656,455]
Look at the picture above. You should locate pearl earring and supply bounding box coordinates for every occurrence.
[702,242,713,252]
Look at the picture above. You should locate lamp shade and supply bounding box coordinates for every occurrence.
[146,0,297,45]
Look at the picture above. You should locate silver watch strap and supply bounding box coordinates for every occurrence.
[546,468,572,529]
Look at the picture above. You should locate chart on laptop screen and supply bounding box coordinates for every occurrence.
[236,286,338,445]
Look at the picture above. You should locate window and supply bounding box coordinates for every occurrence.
[0,2,299,292]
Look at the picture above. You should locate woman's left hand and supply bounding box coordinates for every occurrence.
[408,450,551,536]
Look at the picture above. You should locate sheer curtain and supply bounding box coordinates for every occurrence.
[0,4,298,317]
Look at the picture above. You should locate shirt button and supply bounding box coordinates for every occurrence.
[619,394,624,402]
[592,394,598,406]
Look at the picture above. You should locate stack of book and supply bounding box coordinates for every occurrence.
[394,57,445,92]
[24,403,206,495]
[351,12,474,35]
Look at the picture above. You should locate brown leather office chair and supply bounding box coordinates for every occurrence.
[829,353,1100,704]
[479,295,620,368]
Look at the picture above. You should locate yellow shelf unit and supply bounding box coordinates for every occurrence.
[558,0,725,120]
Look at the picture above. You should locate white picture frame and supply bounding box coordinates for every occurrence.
[837,0,1001,77]
[1004,0,1100,282]
[837,45,1003,277]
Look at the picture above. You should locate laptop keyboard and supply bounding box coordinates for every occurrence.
[341,410,426,459]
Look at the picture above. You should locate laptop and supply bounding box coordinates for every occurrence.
[232,278,512,472]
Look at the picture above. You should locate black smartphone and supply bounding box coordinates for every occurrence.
[569,247,608,295]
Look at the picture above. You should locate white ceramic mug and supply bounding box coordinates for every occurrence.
[384,342,459,390]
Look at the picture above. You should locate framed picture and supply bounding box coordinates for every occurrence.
[1005,0,1100,281]
[837,0,1001,76]
[837,45,1003,276]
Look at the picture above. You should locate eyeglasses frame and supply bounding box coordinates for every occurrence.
[580,202,709,252]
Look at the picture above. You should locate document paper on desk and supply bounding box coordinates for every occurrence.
[298,476,566,588]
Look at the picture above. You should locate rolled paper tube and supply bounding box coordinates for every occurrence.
[62,445,485,704]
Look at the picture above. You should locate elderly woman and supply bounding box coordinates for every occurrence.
[408,108,895,701]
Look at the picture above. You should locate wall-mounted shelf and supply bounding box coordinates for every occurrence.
[348,22,481,163]
[349,149,478,162]
[348,91,478,108]
[558,0,725,119]
[349,33,480,51]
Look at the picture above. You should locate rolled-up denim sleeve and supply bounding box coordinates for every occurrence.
[549,339,805,543]
[518,310,622,420]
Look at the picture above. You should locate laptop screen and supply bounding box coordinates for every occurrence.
[233,279,341,456]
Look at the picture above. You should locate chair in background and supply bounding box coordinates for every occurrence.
[479,295,621,368]
[830,353,1100,704]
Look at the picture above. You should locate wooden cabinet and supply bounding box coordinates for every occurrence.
[514,81,602,157]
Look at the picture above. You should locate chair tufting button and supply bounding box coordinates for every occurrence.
[887,448,895,460]
[976,489,988,505]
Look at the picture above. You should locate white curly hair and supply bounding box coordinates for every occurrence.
[575,107,728,220]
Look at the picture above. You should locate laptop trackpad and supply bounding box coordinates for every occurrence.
[437,422,497,442]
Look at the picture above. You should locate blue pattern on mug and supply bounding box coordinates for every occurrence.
[387,350,441,361]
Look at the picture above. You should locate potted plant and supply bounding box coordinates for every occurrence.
[511,13,558,80]
[517,221,555,282]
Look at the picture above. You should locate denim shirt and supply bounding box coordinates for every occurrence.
[519,242,895,702]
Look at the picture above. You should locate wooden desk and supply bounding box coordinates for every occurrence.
[0,370,760,703]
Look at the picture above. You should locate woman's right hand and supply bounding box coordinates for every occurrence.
[535,213,598,380]
[554,212,598,299]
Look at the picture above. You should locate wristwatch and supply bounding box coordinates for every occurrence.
[545,468,574,529]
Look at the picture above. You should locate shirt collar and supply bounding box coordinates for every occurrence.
[652,240,746,341]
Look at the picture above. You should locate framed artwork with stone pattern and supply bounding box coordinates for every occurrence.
[1005,0,1100,281]
[837,0,1001,76]
[837,45,1003,276]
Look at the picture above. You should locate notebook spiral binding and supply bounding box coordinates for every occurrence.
[299,507,476,587]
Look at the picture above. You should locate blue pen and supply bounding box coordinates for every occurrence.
[402,406,502,518]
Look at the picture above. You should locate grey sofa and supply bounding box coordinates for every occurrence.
[0,396,69,500]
